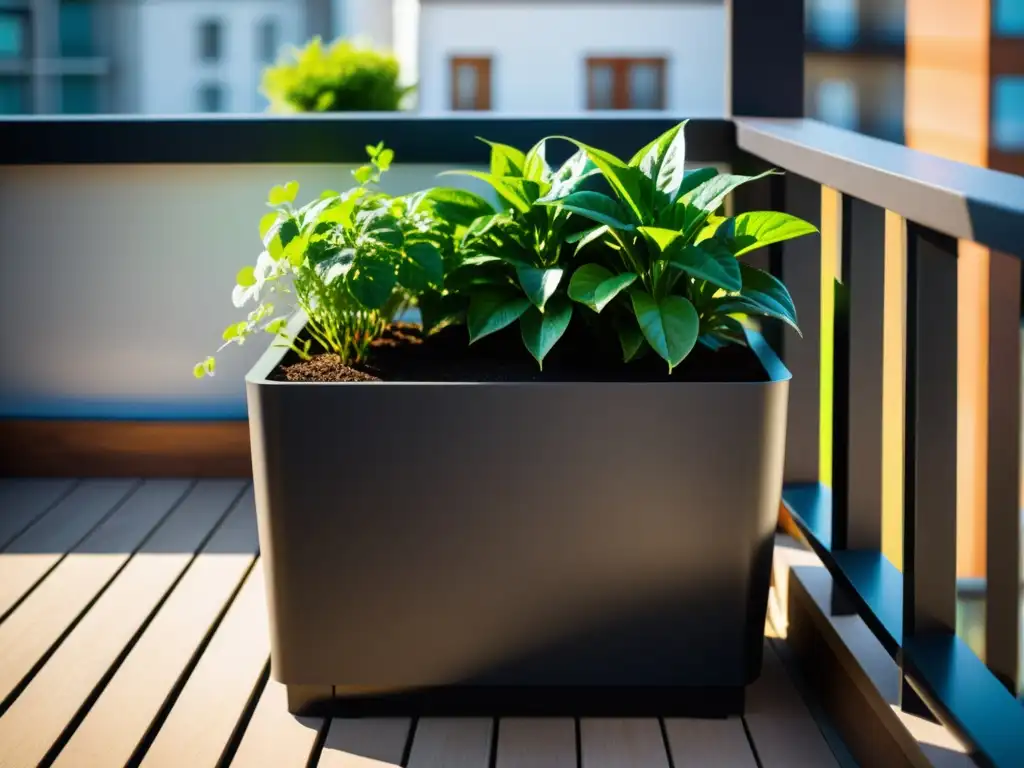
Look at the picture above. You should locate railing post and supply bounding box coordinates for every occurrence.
[833,197,886,553]
[728,0,804,117]
[985,250,1022,694]
[779,176,823,485]
[901,223,959,713]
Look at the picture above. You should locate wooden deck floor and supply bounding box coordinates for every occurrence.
[0,478,847,768]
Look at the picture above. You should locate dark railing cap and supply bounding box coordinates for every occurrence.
[0,113,734,166]
[736,117,1024,259]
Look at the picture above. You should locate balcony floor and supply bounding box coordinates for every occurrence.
[0,478,848,768]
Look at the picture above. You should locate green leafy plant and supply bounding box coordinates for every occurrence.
[528,120,818,371]
[419,139,600,368]
[261,36,414,113]
[193,143,453,378]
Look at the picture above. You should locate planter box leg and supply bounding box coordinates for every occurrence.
[287,684,334,716]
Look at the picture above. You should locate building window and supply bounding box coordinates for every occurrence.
[257,18,279,64]
[815,79,859,131]
[0,12,27,58]
[198,82,226,112]
[805,0,859,48]
[0,75,28,113]
[993,77,1024,151]
[994,0,1024,36]
[59,0,95,57]
[61,75,99,113]
[586,58,666,110]
[198,20,223,63]
[450,57,491,111]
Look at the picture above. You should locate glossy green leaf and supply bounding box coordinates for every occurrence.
[629,120,690,204]
[520,296,573,369]
[617,317,647,362]
[438,170,533,213]
[524,139,552,182]
[267,181,299,206]
[738,262,799,329]
[353,165,373,184]
[517,267,564,311]
[674,167,719,205]
[630,290,700,371]
[468,289,531,343]
[668,242,743,292]
[571,225,611,254]
[681,170,777,214]
[479,138,527,177]
[398,242,445,291]
[547,191,636,230]
[551,136,650,223]
[567,264,638,313]
[347,254,397,309]
[637,226,681,253]
[259,212,279,241]
[461,213,505,246]
[236,266,256,287]
[425,188,497,226]
[694,214,727,244]
[542,147,600,202]
[376,147,395,170]
[717,211,819,258]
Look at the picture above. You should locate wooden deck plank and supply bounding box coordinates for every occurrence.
[0,479,77,549]
[495,718,576,768]
[0,480,193,705]
[50,485,257,768]
[140,560,270,767]
[407,718,493,768]
[318,718,412,768]
[744,639,841,768]
[0,480,247,768]
[663,718,758,767]
[227,674,322,767]
[0,479,138,618]
[579,718,670,768]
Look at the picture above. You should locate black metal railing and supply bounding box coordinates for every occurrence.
[1,111,1024,766]
[738,117,1024,768]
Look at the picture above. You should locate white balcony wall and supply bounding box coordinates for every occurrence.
[417,0,727,115]
[0,164,488,419]
[138,0,304,114]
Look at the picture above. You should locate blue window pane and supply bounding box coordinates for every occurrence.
[806,0,859,48]
[0,76,27,113]
[994,0,1024,36]
[993,77,1024,151]
[816,79,859,131]
[61,75,99,113]
[60,0,95,57]
[0,13,25,58]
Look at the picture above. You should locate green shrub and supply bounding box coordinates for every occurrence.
[261,36,414,113]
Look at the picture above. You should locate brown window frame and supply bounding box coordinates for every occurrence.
[449,56,492,111]
[585,57,667,110]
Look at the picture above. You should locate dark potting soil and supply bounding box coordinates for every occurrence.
[271,321,770,384]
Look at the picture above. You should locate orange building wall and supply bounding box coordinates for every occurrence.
[905,0,992,579]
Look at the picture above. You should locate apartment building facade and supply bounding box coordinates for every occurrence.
[0,0,325,113]
[804,0,906,141]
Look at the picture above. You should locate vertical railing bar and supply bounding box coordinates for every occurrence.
[845,198,886,553]
[832,194,852,551]
[901,222,960,715]
[780,174,823,486]
[985,249,1022,694]
[765,171,786,356]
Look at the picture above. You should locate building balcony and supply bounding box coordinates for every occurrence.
[0,111,1021,767]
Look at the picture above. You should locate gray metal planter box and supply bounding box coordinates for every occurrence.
[246,315,790,717]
